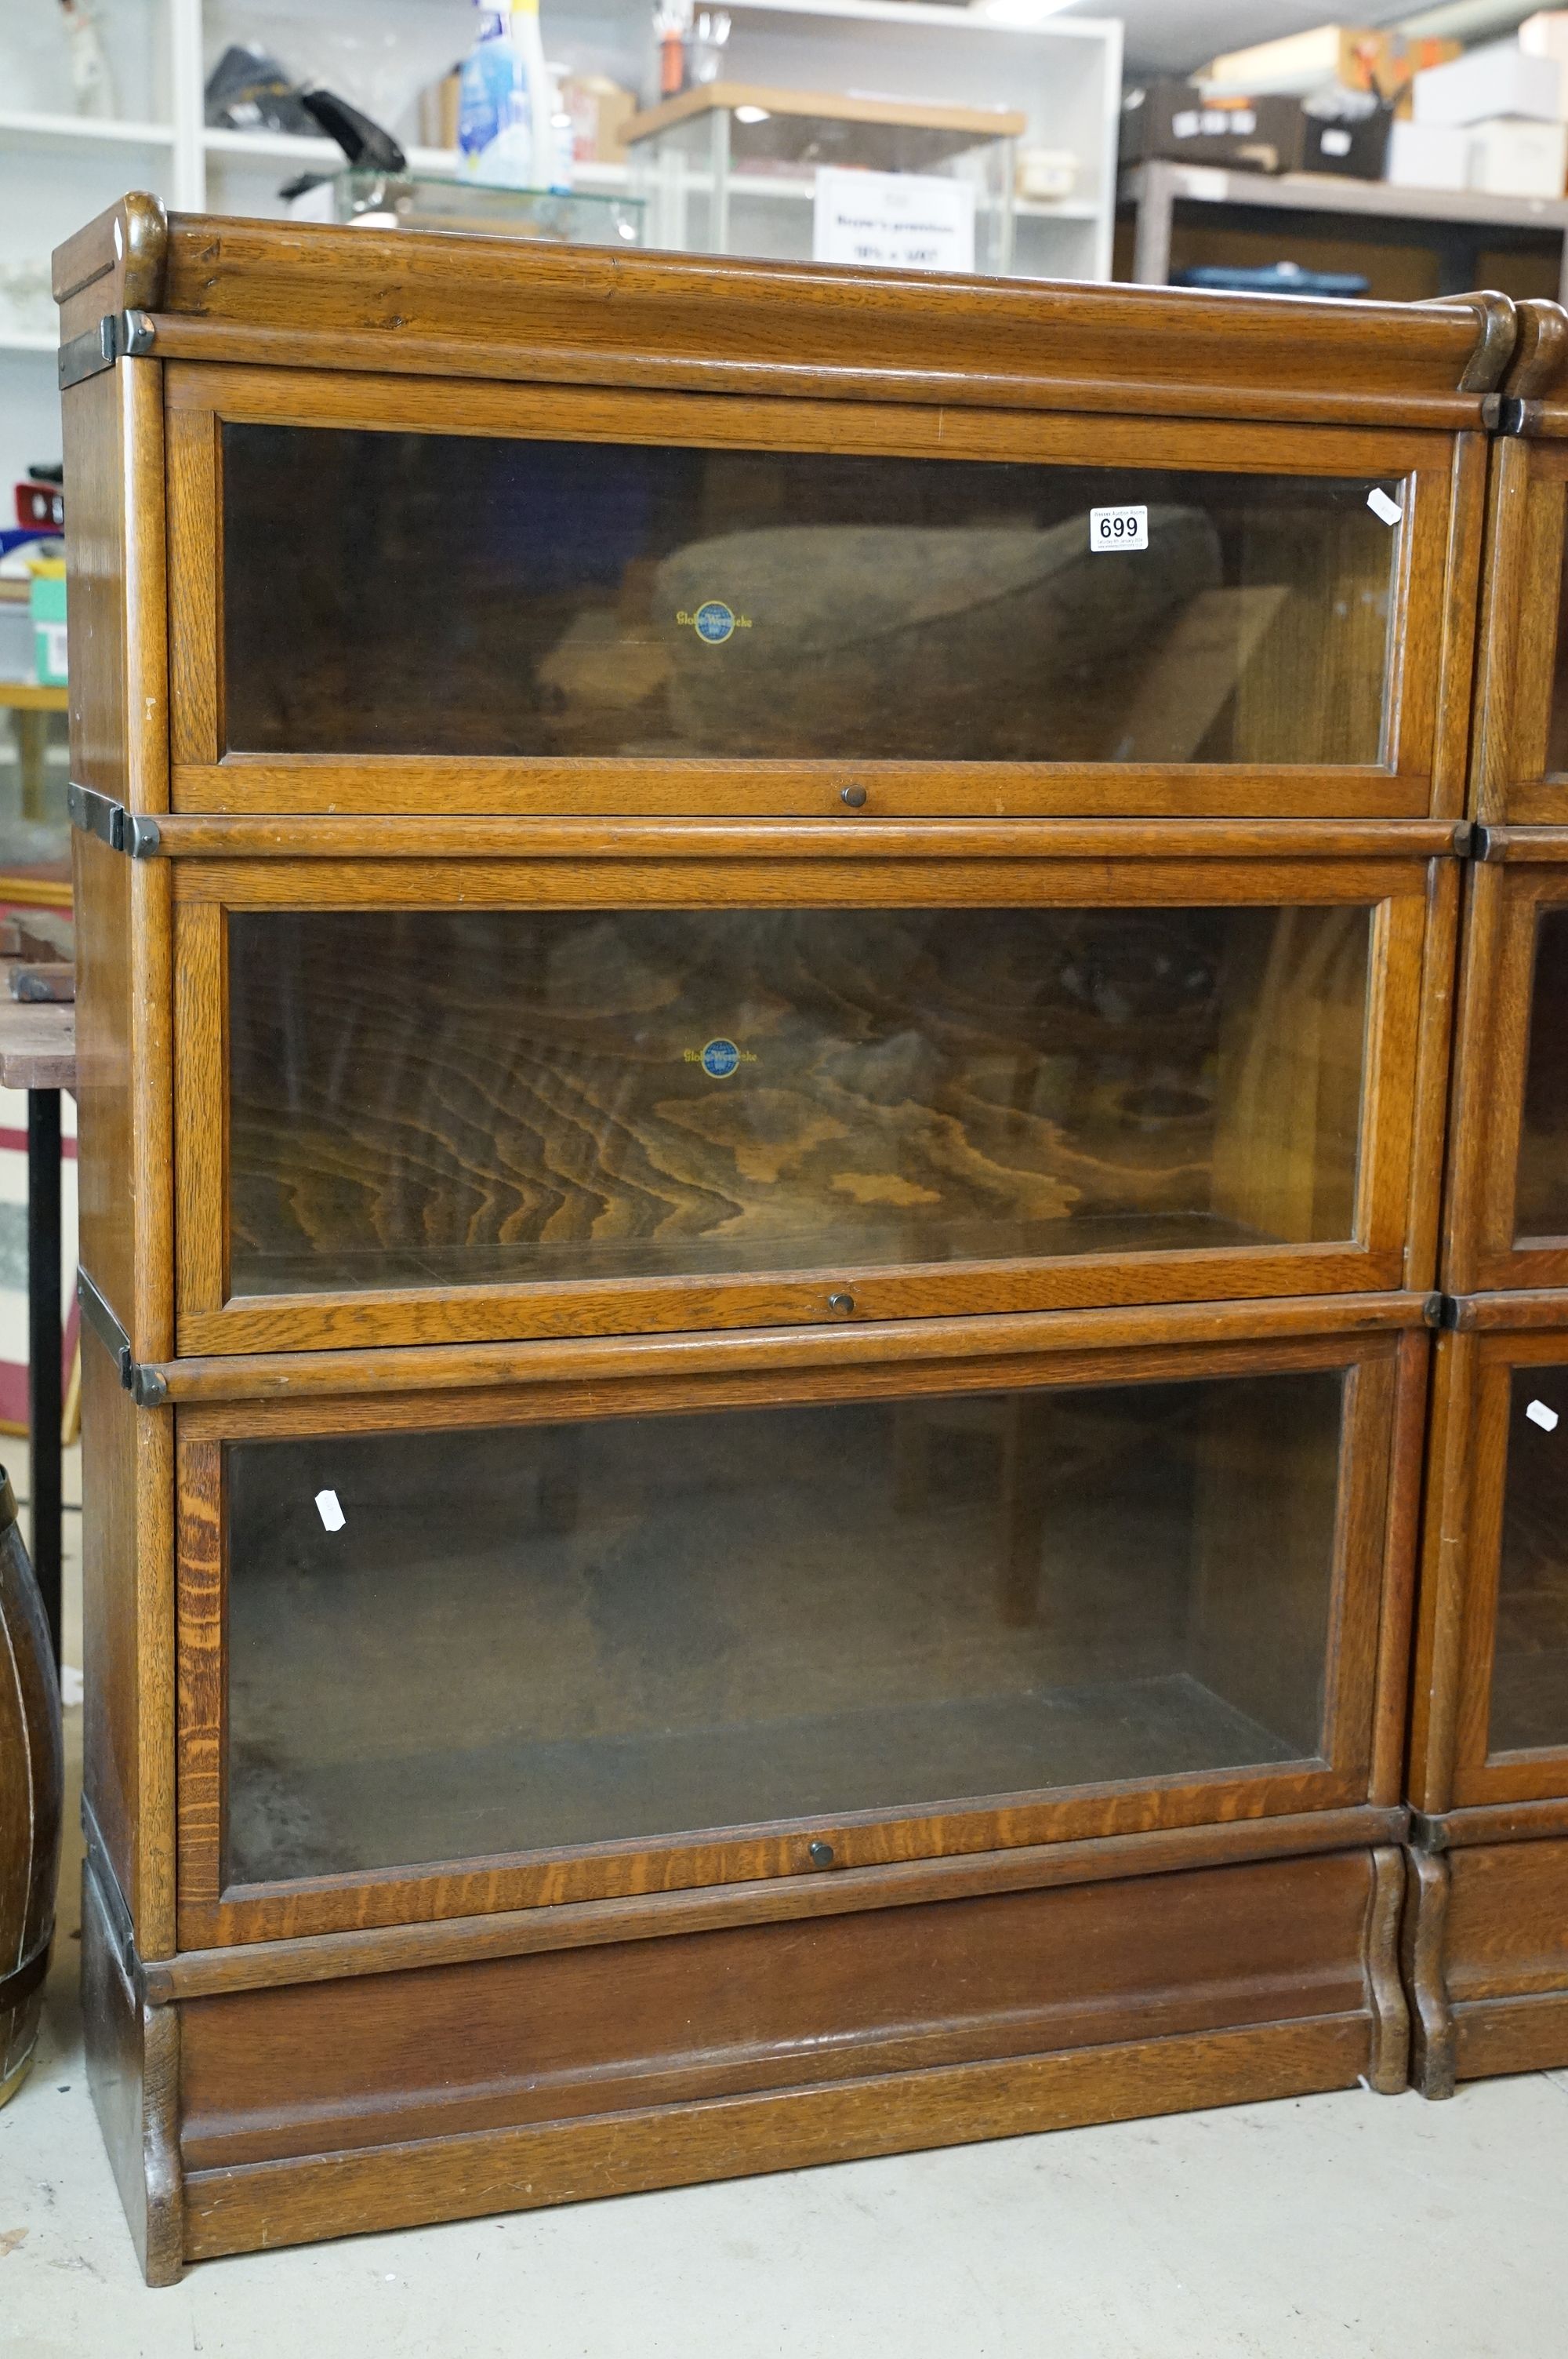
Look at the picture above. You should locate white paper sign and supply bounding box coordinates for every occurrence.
[1090,505,1149,553]
[813,167,975,274]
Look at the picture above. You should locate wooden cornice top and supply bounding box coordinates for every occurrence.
[54,192,1518,429]
[1498,296,1568,433]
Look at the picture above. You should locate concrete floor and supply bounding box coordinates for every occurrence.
[2,1447,1566,2357]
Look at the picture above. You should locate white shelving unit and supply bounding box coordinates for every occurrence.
[0,0,1120,486]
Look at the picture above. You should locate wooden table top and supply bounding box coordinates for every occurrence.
[0,998,75,1090]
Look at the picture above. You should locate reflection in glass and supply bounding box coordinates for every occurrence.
[1490,1368,1568,1754]
[222,426,1399,765]
[227,904,1371,1298]
[0,698,71,874]
[224,1370,1345,1881]
[1516,910,1568,1240]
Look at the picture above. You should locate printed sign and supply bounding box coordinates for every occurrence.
[1089,505,1149,553]
[813,166,975,275]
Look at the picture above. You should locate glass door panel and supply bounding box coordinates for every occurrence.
[223,1368,1345,1884]
[1490,1367,1568,1757]
[221,424,1401,765]
[1516,909,1568,1241]
[226,903,1371,1299]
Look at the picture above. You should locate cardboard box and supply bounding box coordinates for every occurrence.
[1123,80,1387,180]
[1467,112,1568,195]
[1206,25,1461,105]
[1414,41,1563,128]
[562,75,635,166]
[1385,118,1471,189]
[1121,81,1303,173]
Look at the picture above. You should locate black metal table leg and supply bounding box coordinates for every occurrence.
[27,1087,61,1667]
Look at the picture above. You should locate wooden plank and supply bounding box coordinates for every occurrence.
[0,1003,75,1090]
[624,83,1028,146]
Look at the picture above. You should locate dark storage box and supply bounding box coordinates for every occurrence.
[1123,81,1391,180]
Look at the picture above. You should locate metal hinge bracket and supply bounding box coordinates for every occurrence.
[1423,1293,1462,1330]
[67,782,162,860]
[57,308,155,393]
[1479,392,1528,435]
[77,1271,167,1406]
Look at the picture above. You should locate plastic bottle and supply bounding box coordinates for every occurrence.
[546,62,575,190]
[458,0,553,188]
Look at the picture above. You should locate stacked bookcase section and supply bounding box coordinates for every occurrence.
[1408,297,1568,2095]
[58,195,1511,2279]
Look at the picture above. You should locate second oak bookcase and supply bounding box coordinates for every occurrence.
[58,195,1512,2279]
[1408,300,1568,2093]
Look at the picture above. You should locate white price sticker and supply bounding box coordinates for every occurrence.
[1090,505,1149,553]
[1367,487,1403,528]
[315,1488,347,1532]
[1526,1400,1560,1433]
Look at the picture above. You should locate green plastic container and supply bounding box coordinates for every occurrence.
[30,572,66,687]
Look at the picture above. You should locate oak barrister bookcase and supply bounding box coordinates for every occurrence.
[59,194,1512,2280]
[1407,300,1568,2095]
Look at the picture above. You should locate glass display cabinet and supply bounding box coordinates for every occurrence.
[624,83,1022,271]
[57,194,1512,2281]
[325,173,644,249]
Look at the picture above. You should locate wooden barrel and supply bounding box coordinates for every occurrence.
[0,1470,63,2106]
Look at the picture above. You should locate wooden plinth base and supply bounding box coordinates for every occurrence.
[85,1832,1410,2285]
[1404,1812,1568,2098]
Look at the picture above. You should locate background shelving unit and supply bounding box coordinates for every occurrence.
[0,0,1121,487]
[1121,157,1568,307]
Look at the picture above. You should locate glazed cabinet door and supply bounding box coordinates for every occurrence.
[1414,1327,1568,1814]
[1444,847,1568,1292]
[165,363,1474,820]
[169,848,1449,1354]
[172,1316,1421,1946]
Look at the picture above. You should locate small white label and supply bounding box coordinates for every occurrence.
[1090,504,1149,553]
[1320,127,1352,158]
[1367,487,1403,528]
[315,1488,347,1531]
[1526,1399,1560,1433]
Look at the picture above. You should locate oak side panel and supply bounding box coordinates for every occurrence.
[1407,1332,1472,1817]
[71,833,134,1331]
[79,1336,140,1918]
[82,1858,183,2286]
[1429,432,1488,823]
